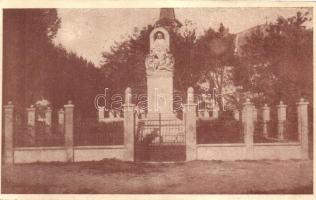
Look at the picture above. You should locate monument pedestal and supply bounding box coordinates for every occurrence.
[147,71,174,118]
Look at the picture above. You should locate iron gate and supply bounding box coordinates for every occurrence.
[134,114,186,161]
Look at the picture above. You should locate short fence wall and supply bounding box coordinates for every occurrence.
[74,145,125,162]
[14,147,68,164]
[197,143,302,161]
[13,145,125,163]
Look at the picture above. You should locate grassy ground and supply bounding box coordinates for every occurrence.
[2,159,313,194]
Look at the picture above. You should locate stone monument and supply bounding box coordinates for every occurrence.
[145,27,175,118]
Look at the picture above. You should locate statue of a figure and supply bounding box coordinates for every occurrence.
[151,32,168,60]
[146,28,174,73]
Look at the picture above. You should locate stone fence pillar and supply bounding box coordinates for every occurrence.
[27,105,36,145]
[3,101,14,164]
[212,105,219,119]
[252,107,258,122]
[184,87,197,161]
[233,109,240,121]
[98,107,105,122]
[262,104,270,138]
[277,101,287,140]
[58,109,64,134]
[123,87,135,161]
[297,98,309,159]
[64,101,74,162]
[242,99,254,148]
[45,107,52,134]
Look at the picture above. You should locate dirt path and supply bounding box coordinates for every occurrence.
[2,159,313,194]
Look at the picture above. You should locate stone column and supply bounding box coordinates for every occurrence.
[297,98,309,159]
[27,105,36,145]
[98,107,105,122]
[45,107,52,134]
[253,107,258,122]
[64,101,74,162]
[277,101,287,140]
[243,99,254,146]
[123,87,135,161]
[233,109,240,121]
[212,105,219,119]
[58,109,64,134]
[262,104,270,138]
[3,101,14,164]
[184,87,197,161]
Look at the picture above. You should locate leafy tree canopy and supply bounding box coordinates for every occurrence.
[237,11,312,106]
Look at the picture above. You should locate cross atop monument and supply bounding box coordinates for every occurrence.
[155,8,182,28]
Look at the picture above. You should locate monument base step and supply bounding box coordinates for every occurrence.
[145,112,179,120]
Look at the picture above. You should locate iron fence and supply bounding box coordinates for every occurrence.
[14,112,64,147]
[135,116,185,145]
[254,105,299,143]
[74,118,124,146]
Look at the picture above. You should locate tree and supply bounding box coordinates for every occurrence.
[192,23,237,110]
[4,9,103,118]
[4,9,61,109]
[238,11,312,106]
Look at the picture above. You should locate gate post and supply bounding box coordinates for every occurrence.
[64,100,74,162]
[123,87,135,161]
[297,98,309,159]
[184,87,197,161]
[3,101,14,165]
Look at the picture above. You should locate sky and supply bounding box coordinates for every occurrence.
[54,8,312,67]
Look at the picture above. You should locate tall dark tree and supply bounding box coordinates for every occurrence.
[237,11,313,106]
[3,9,103,118]
[3,9,60,109]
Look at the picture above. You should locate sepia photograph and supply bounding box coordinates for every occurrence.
[1,2,314,195]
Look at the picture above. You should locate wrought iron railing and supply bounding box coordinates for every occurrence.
[74,118,124,146]
[135,114,185,145]
[14,112,64,147]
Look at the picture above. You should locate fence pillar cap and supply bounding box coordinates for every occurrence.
[4,101,14,108]
[297,98,309,105]
[27,105,36,111]
[187,87,194,104]
[125,87,132,104]
[243,98,252,106]
[125,87,131,97]
[277,101,287,108]
[262,103,270,109]
[64,100,75,108]
[187,87,194,93]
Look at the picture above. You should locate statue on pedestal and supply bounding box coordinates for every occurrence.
[145,27,174,73]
